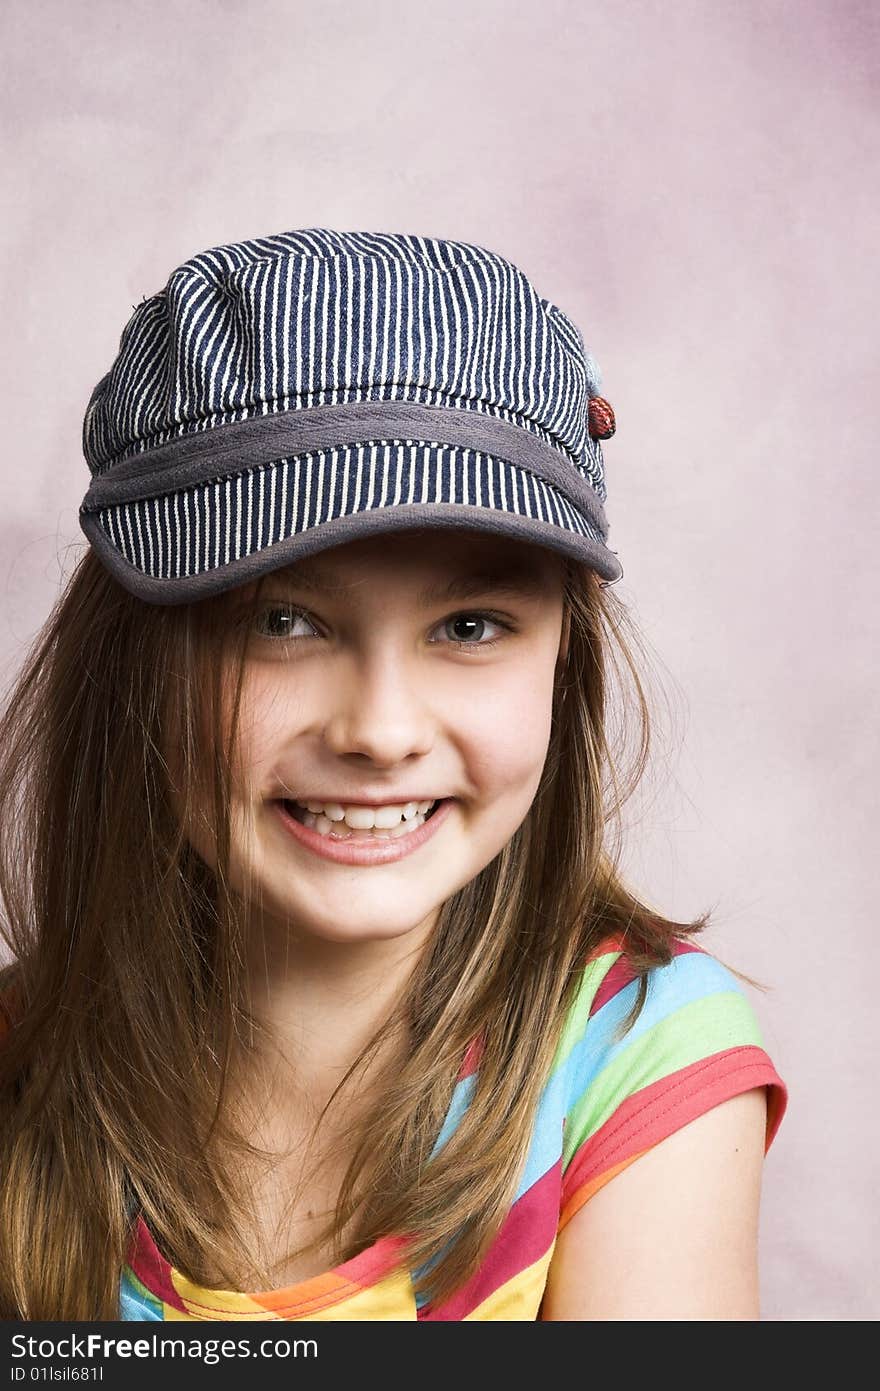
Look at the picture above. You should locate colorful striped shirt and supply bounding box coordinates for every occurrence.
[120,934,787,1320]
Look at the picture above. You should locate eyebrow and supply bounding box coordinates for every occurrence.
[263,564,549,606]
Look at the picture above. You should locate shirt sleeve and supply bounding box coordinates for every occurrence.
[558,938,788,1232]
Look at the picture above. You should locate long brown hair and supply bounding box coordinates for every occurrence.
[0,540,757,1319]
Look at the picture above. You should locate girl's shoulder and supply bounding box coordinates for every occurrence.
[561,931,778,1056]
[562,931,762,1039]
[555,933,788,1214]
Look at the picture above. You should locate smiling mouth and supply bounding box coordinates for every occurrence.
[277,798,446,840]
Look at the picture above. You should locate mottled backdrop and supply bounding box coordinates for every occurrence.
[1,0,877,1320]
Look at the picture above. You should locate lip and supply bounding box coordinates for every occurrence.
[271,797,455,866]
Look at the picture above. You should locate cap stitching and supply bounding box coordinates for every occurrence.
[86,391,584,476]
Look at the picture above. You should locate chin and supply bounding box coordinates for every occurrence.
[261,889,439,944]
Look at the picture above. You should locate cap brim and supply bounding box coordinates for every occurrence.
[79,442,623,605]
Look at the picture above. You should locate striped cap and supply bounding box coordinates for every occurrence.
[79,228,623,604]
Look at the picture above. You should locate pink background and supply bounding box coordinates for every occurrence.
[2,0,877,1319]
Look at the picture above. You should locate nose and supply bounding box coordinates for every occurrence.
[321,643,435,767]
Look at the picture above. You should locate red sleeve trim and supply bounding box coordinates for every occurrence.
[559,1044,788,1231]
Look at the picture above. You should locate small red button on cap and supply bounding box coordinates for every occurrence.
[588,395,616,440]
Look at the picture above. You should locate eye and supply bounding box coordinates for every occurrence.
[247,604,317,643]
[430,611,512,652]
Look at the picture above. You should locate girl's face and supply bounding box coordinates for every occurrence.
[197,528,569,948]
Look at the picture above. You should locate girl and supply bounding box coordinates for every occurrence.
[0,228,787,1321]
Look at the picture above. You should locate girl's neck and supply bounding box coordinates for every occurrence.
[235,904,438,1097]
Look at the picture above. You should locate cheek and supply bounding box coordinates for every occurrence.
[230,684,290,789]
[451,663,557,795]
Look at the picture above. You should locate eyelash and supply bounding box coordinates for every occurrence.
[246,604,514,653]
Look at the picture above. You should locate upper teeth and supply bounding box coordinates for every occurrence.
[296,799,436,829]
